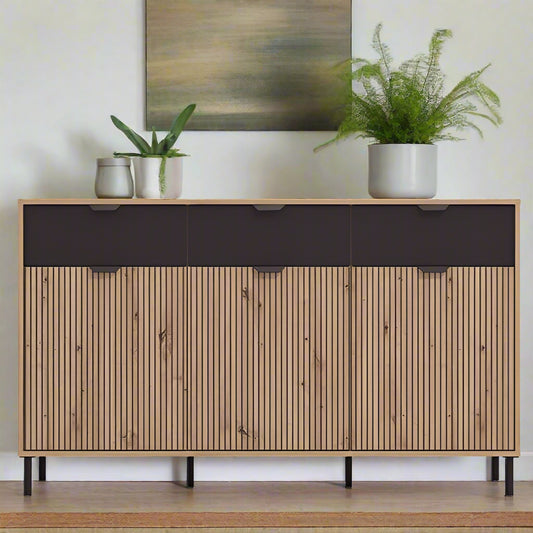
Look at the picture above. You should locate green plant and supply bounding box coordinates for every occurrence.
[315,24,501,151]
[111,103,196,193]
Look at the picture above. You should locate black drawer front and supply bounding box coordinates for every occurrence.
[189,205,350,266]
[351,205,515,266]
[24,205,188,266]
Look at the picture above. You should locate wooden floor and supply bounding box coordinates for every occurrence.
[1,481,533,530]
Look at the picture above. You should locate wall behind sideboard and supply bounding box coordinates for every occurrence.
[1,0,532,481]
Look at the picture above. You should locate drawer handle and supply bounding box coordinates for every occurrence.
[418,266,449,273]
[90,266,121,273]
[89,204,121,211]
[253,204,285,211]
[417,204,449,211]
[254,266,285,273]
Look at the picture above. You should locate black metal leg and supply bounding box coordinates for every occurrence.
[491,456,499,481]
[39,457,46,481]
[187,456,194,488]
[24,457,32,496]
[345,457,352,488]
[505,457,514,496]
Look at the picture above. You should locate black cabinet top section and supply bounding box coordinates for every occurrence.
[188,205,350,266]
[24,205,187,266]
[22,202,517,268]
[351,205,515,266]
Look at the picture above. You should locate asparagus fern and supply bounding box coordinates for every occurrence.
[315,24,501,150]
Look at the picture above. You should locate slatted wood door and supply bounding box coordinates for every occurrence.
[351,267,516,452]
[188,267,350,451]
[23,267,188,452]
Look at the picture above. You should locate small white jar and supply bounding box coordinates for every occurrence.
[95,157,134,198]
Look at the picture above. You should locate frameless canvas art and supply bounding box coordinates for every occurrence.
[146,0,351,131]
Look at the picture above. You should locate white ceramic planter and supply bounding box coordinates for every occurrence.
[94,158,134,198]
[368,144,437,198]
[132,156,183,199]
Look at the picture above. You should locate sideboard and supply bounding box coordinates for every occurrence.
[19,199,520,495]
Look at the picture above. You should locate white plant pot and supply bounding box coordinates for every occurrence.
[132,157,183,199]
[368,144,437,199]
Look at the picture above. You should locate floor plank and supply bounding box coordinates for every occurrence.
[0,481,532,528]
[2,529,533,533]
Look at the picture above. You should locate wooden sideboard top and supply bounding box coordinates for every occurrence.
[18,198,520,206]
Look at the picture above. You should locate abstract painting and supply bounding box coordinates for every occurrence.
[146,0,351,131]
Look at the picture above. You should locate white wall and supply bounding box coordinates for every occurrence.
[1,0,532,481]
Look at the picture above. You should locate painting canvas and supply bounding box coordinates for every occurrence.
[146,0,351,131]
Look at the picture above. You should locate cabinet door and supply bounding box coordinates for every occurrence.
[351,267,516,452]
[23,267,188,452]
[188,267,350,451]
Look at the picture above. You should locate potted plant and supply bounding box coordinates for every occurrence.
[111,103,196,198]
[315,24,502,198]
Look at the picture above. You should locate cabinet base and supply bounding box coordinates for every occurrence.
[505,457,514,496]
[23,457,32,496]
[39,457,46,481]
[187,457,194,488]
[491,456,499,481]
[345,457,352,488]
[22,456,516,496]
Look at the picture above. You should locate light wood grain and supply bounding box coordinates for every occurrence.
[18,202,26,455]
[188,267,349,452]
[351,267,515,452]
[1,514,532,530]
[21,269,517,457]
[1,481,533,528]
[25,268,33,451]
[0,517,533,533]
[23,267,188,452]
[2,480,533,512]
[18,198,521,206]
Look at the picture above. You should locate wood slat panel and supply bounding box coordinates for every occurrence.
[351,267,515,452]
[188,267,350,451]
[23,264,515,454]
[23,267,187,451]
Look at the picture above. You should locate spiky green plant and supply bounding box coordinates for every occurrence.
[111,103,196,194]
[315,24,501,151]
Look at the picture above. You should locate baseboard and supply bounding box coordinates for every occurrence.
[1,452,533,481]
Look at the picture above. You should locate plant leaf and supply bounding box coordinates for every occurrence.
[371,23,392,77]
[158,103,196,153]
[110,115,151,154]
[151,128,159,153]
[159,156,167,195]
[314,23,501,149]
[113,151,141,157]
